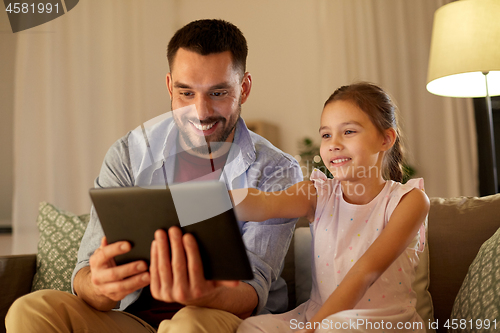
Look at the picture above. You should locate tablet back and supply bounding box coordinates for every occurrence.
[89,181,253,281]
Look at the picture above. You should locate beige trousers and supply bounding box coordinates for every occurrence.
[5,290,242,333]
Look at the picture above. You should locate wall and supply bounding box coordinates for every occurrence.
[0,7,15,249]
[1,0,479,254]
[166,0,477,198]
[172,1,323,158]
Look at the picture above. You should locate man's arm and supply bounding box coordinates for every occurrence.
[74,266,116,311]
[72,135,150,310]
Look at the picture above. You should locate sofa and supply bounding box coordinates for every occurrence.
[2,194,500,333]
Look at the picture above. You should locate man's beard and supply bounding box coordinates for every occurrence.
[174,104,241,156]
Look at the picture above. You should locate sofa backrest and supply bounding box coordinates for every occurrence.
[428,194,500,332]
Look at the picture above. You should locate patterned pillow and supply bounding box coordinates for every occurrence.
[31,202,90,292]
[450,227,500,332]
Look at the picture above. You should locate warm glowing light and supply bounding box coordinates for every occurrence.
[426,0,500,98]
[427,71,500,98]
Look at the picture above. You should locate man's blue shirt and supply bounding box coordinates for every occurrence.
[72,115,303,315]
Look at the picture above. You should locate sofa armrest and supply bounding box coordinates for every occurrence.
[0,254,36,333]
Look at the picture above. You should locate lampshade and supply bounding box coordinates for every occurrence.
[427,0,500,97]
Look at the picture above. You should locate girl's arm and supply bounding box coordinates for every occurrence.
[304,188,429,332]
[229,181,317,223]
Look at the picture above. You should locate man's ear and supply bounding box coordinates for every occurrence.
[240,72,252,104]
[381,128,397,151]
[166,73,173,99]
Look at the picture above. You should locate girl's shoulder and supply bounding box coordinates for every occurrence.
[309,168,341,193]
[386,178,425,198]
[384,178,426,221]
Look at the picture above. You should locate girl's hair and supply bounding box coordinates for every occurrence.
[324,82,405,182]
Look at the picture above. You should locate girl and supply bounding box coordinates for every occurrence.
[233,82,429,333]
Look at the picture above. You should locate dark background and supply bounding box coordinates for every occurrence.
[473,96,500,196]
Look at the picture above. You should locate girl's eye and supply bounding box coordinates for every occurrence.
[321,133,331,139]
[344,130,356,135]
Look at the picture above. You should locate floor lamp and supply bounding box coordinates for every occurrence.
[426,0,500,195]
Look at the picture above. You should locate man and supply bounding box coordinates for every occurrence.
[6,19,302,333]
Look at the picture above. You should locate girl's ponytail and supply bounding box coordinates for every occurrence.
[385,135,404,183]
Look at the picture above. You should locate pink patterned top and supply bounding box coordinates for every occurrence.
[306,169,426,323]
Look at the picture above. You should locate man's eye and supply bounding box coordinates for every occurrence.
[180,92,193,97]
[211,91,227,97]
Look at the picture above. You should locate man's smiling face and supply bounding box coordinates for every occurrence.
[167,48,251,155]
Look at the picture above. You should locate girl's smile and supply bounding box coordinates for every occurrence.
[329,156,351,167]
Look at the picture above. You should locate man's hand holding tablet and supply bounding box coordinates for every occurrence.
[149,227,239,306]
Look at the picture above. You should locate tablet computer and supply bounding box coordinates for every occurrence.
[89,181,253,281]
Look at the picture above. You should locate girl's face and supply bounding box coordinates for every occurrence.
[319,100,393,183]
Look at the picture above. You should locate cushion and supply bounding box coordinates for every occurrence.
[31,202,89,292]
[449,227,500,333]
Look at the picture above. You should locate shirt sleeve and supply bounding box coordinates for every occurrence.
[71,135,139,310]
[240,155,303,314]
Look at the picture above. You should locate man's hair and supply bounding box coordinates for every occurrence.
[167,19,248,75]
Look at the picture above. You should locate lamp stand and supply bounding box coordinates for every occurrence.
[482,71,498,194]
